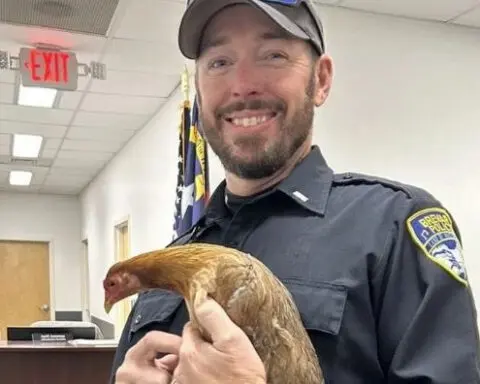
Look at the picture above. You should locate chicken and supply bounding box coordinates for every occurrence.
[103,242,324,384]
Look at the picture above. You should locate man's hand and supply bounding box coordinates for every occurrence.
[172,296,267,384]
[115,331,181,384]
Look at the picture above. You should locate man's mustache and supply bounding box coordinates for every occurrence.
[216,99,285,118]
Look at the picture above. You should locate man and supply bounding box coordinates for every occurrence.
[113,0,480,383]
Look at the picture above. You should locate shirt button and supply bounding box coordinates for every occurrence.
[134,315,142,324]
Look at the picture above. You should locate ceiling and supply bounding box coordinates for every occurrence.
[0,0,479,196]
[314,0,480,26]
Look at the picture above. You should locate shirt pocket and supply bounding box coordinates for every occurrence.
[128,289,183,340]
[282,277,348,336]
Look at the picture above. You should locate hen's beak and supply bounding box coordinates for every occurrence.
[104,299,113,314]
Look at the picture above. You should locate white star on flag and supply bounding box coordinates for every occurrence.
[181,183,194,217]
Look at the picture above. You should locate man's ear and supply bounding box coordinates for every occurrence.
[314,54,334,107]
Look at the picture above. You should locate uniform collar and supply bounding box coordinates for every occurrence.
[276,145,333,216]
[203,145,333,223]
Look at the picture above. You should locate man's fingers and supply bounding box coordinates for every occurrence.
[125,331,182,365]
[116,363,172,384]
[193,296,243,346]
[155,353,179,372]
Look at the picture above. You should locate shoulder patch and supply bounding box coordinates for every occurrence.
[406,207,467,285]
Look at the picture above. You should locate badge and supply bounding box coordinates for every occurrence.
[406,207,467,285]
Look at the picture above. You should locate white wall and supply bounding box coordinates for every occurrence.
[81,5,480,322]
[0,192,83,311]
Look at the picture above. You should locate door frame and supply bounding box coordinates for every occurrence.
[80,238,90,321]
[113,215,132,338]
[0,236,55,320]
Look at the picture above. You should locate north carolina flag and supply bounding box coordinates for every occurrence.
[173,97,210,239]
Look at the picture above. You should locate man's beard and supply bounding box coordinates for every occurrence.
[198,73,315,180]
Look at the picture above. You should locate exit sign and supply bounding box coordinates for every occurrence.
[18,47,79,91]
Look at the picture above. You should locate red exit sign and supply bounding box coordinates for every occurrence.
[19,47,78,91]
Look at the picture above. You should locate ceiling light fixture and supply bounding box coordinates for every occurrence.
[17,84,57,108]
[12,134,43,158]
[9,170,33,186]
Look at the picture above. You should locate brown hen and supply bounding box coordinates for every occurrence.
[103,242,323,384]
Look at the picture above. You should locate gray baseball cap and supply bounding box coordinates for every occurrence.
[178,0,326,60]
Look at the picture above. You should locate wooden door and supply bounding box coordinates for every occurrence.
[0,240,50,340]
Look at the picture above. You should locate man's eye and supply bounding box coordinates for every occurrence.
[266,52,287,60]
[208,59,229,69]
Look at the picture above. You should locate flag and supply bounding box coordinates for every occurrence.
[172,91,191,239]
[173,72,210,239]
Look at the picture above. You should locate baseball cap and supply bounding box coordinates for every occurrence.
[178,0,326,60]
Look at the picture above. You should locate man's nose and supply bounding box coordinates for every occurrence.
[230,61,263,98]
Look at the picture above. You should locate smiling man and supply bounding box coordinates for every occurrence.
[111,1,480,383]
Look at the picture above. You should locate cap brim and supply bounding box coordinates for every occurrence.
[178,0,310,60]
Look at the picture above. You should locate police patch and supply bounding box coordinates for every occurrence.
[407,207,467,285]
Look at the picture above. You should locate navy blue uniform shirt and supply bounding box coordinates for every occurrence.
[110,146,480,383]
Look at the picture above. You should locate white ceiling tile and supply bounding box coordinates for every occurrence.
[0,104,73,125]
[75,76,92,92]
[44,174,92,185]
[0,83,15,104]
[32,170,49,185]
[0,170,9,183]
[72,111,148,129]
[113,0,184,42]
[66,126,136,142]
[41,148,58,158]
[0,185,41,193]
[53,156,111,168]
[39,186,83,195]
[43,138,63,151]
[0,145,9,156]
[102,38,184,75]
[56,149,114,161]
[80,93,163,114]
[49,166,97,178]
[60,139,123,152]
[339,0,479,22]
[58,91,85,110]
[0,133,11,146]
[88,70,179,98]
[0,70,16,84]
[451,5,480,27]
[0,162,36,172]
[0,121,67,138]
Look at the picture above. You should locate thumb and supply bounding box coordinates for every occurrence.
[194,295,244,347]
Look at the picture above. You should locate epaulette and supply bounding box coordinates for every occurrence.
[333,172,435,201]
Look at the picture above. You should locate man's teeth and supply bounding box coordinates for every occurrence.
[231,115,269,127]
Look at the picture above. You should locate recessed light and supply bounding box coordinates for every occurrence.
[13,134,43,158]
[9,170,33,186]
[18,84,57,108]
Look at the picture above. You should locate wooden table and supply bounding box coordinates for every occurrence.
[0,340,117,384]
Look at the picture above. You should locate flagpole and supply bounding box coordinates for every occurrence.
[181,64,190,103]
[172,0,210,239]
